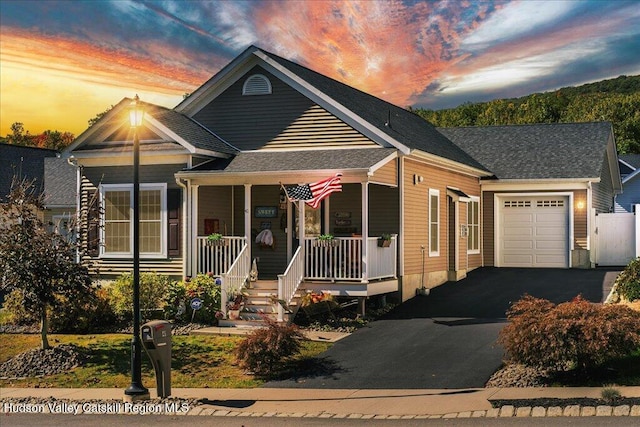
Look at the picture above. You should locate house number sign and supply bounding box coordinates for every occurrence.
[255,206,278,218]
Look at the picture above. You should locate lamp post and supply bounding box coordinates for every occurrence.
[124,95,149,400]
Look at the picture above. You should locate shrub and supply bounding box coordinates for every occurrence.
[164,274,222,324]
[615,257,640,302]
[498,295,640,371]
[2,290,40,325]
[236,317,304,375]
[49,287,118,333]
[108,272,170,322]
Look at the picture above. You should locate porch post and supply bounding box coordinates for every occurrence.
[244,184,252,262]
[361,181,369,282]
[191,184,199,276]
[298,199,305,249]
[287,201,293,261]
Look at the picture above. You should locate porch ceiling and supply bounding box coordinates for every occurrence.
[177,147,397,185]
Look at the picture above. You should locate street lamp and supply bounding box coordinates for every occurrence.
[124,94,149,401]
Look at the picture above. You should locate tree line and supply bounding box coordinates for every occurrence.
[413,75,640,154]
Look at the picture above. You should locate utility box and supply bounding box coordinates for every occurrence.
[141,320,171,398]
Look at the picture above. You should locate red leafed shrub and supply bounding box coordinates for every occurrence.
[236,317,304,375]
[498,295,640,371]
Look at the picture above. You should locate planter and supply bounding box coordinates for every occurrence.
[378,239,391,248]
[228,309,240,320]
[206,239,228,247]
[314,239,340,248]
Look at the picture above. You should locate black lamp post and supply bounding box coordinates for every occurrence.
[124,94,149,400]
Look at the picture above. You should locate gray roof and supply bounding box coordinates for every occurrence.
[619,154,640,169]
[0,143,57,199]
[438,122,613,180]
[190,148,397,173]
[144,102,238,155]
[258,48,489,173]
[44,157,77,207]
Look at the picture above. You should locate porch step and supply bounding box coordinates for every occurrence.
[247,279,279,290]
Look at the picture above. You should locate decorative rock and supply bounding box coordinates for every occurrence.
[596,405,613,416]
[457,411,471,418]
[563,405,580,416]
[0,344,86,378]
[486,408,500,417]
[472,411,486,417]
[515,407,531,417]
[499,405,515,417]
[630,405,640,416]
[613,405,630,416]
[531,406,546,417]
[547,407,563,417]
[581,406,596,416]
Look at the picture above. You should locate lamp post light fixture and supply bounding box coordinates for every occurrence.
[124,94,150,401]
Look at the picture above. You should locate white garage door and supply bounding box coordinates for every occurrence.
[498,196,569,268]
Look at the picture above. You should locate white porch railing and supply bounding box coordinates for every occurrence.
[277,246,304,322]
[303,235,396,281]
[196,236,246,275]
[220,243,250,318]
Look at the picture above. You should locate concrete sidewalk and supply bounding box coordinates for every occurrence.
[2,387,640,418]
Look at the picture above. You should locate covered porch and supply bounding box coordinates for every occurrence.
[175,148,400,318]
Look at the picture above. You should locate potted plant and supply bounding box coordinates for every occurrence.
[378,233,392,247]
[227,285,247,320]
[315,233,339,247]
[206,232,227,246]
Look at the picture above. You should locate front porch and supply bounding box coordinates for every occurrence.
[196,234,398,320]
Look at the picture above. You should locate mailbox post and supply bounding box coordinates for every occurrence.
[141,320,172,398]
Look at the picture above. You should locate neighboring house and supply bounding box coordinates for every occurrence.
[0,143,57,200]
[615,154,640,213]
[43,157,78,240]
[63,46,622,316]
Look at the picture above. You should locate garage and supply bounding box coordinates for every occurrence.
[497,195,569,268]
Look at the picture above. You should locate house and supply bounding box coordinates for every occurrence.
[615,154,640,213]
[0,143,57,200]
[63,45,621,320]
[43,157,78,240]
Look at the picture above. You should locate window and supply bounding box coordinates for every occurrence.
[467,197,480,254]
[100,183,166,258]
[242,74,272,95]
[429,189,440,256]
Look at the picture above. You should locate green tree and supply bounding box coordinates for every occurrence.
[88,105,114,128]
[0,178,92,349]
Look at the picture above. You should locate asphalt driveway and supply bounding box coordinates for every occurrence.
[264,267,617,389]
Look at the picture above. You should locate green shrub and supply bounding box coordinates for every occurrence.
[108,272,170,322]
[164,274,222,324]
[498,295,640,371]
[2,290,39,325]
[236,317,304,375]
[49,287,118,333]
[615,257,640,302]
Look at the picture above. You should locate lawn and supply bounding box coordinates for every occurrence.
[0,333,332,388]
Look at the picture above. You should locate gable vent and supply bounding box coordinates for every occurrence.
[242,74,272,95]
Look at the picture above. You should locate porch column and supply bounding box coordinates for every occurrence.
[361,181,369,282]
[244,184,252,263]
[191,184,199,276]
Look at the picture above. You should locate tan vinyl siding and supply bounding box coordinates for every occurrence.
[193,66,376,151]
[403,158,481,277]
[574,189,588,250]
[592,155,615,213]
[371,158,398,187]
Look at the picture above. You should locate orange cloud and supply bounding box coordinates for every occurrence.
[255,0,496,106]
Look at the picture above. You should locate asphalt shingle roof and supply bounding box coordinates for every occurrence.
[0,143,57,199]
[438,122,613,180]
[259,48,489,173]
[44,157,77,207]
[190,148,397,173]
[619,154,640,169]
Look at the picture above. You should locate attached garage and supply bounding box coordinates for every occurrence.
[497,195,570,268]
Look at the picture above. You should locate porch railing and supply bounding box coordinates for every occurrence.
[220,242,250,318]
[303,235,397,281]
[196,236,246,275]
[277,246,304,322]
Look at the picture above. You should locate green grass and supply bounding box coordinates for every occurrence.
[0,333,331,388]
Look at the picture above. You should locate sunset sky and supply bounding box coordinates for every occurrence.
[1,0,639,137]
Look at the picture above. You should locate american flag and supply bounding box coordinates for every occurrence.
[284,173,343,209]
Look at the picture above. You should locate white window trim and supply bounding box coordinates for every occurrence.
[429,188,440,257]
[467,196,480,255]
[99,183,167,259]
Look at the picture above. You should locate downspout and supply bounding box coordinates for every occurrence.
[175,177,189,278]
